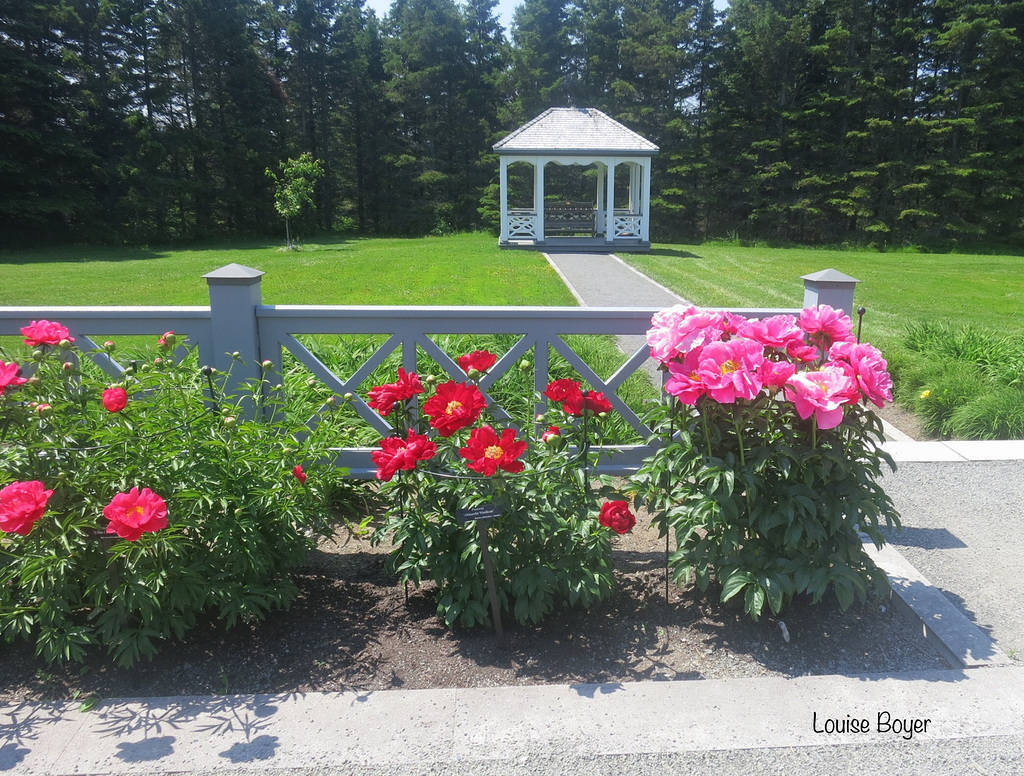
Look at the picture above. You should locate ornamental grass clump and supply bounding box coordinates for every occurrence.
[0,322,352,666]
[367,350,635,628]
[632,305,900,620]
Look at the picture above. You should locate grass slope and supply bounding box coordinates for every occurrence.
[621,244,1024,346]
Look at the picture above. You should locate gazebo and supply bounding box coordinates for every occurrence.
[494,107,658,251]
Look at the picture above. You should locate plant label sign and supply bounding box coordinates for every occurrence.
[455,503,503,524]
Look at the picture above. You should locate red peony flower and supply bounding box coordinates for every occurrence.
[0,481,54,536]
[459,425,527,476]
[422,381,487,437]
[457,350,497,375]
[21,320,74,347]
[544,378,581,403]
[0,361,27,396]
[372,430,437,481]
[367,368,425,416]
[102,386,128,413]
[293,465,307,484]
[562,389,614,416]
[103,487,168,541]
[599,500,636,535]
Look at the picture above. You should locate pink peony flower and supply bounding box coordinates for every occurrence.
[21,320,74,347]
[103,487,168,541]
[0,361,27,396]
[784,365,859,429]
[799,305,855,344]
[828,341,894,408]
[786,340,821,364]
[0,481,54,536]
[759,359,797,390]
[646,305,695,363]
[665,349,707,405]
[102,386,128,413]
[739,314,804,351]
[695,338,765,403]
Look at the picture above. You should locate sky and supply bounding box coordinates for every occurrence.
[362,0,729,34]
[363,0,521,31]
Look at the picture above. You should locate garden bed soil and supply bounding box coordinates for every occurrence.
[0,518,948,704]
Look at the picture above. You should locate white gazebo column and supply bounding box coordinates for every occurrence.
[640,156,652,242]
[626,163,634,212]
[605,159,617,244]
[595,163,606,236]
[499,157,509,242]
[534,158,546,242]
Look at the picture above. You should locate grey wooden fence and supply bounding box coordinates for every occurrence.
[1,263,858,477]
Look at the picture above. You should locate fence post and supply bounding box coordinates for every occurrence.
[203,263,265,417]
[801,268,860,314]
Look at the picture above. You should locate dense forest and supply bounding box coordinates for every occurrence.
[2,0,1022,248]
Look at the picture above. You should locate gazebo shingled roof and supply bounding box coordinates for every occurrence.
[493,107,659,156]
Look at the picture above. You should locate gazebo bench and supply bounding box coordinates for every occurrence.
[544,201,596,236]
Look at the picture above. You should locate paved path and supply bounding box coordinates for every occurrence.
[2,251,1022,775]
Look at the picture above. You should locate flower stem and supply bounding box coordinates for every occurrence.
[733,411,746,467]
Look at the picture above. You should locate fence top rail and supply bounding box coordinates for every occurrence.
[0,308,212,337]
[256,305,800,319]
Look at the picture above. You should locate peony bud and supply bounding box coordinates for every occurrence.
[467,368,482,381]
[261,360,274,370]
[231,351,241,359]
[154,357,163,365]
[222,415,237,428]
[63,362,73,372]
[542,425,562,447]
[32,350,44,361]
[343,392,354,402]
[35,403,53,418]
[58,339,72,349]
[103,341,116,352]
[519,359,531,372]
[424,374,436,384]
[307,377,318,387]
[326,395,337,406]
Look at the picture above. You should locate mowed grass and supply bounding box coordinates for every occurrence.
[0,232,575,307]
[621,244,1024,348]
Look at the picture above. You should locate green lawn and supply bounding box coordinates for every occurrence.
[0,232,575,307]
[621,244,1024,348]
[5,234,1021,348]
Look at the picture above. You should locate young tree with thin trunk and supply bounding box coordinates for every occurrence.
[266,153,324,249]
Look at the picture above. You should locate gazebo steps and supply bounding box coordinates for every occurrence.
[499,237,651,253]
